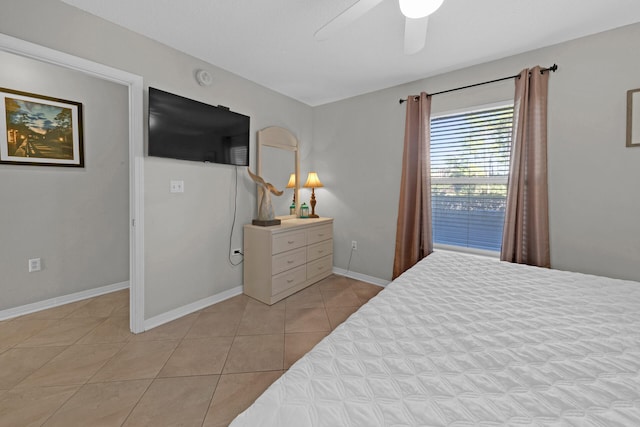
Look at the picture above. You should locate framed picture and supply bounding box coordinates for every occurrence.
[627,88,640,148]
[0,87,84,166]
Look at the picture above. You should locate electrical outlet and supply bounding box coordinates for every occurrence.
[232,248,243,255]
[28,258,41,273]
[170,180,184,193]
[351,240,357,250]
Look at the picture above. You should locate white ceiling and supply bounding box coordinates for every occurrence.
[61,0,640,106]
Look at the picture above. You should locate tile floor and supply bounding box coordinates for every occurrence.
[0,274,382,427]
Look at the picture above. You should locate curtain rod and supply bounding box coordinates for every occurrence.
[398,64,558,104]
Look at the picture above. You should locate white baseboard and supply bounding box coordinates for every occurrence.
[0,281,130,321]
[332,267,390,288]
[143,285,243,332]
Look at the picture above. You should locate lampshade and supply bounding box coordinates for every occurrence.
[303,172,324,188]
[398,0,444,19]
[286,173,296,188]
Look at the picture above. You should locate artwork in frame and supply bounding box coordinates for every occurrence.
[0,87,84,166]
[628,88,640,148]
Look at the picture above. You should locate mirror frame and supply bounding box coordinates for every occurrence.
[256,126,300,219]
[627,88,640,148]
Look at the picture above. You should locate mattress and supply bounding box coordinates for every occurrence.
[231,250,640,426]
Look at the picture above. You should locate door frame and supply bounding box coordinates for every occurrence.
[0,33,146,333]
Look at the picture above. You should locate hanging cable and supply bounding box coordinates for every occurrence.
[228,165,243,267]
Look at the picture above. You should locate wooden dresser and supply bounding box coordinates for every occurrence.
[243,217,333,305]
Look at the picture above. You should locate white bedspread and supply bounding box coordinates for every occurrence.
[231,251,640,426]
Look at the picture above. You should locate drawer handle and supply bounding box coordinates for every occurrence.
[287,240,295,244]
[287,260,294,264]
[317,233,324,237]
[318,250,324,254]
[318,266,324,270]
[287,279,294,283]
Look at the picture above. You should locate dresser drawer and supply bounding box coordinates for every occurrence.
[307,240,333,262]
[272,247,307,275]
[306,254,333,281]
[272,265,306,296]
[272,230,306,255]
[307,224,332,245]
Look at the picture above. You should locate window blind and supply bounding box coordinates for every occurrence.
[430,105,513,252]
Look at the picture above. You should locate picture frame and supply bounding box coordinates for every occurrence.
[627,88,640,148]
[0,87,84,166]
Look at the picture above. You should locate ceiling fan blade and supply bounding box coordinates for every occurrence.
[314,0,385,41]
[404,16,429,55]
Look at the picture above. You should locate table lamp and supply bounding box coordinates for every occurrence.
[286,173,296,215]
[303,172,324,218]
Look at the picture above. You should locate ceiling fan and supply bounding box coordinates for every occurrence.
[315,0,445,55]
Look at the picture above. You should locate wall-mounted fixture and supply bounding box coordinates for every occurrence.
[195,69,213,86]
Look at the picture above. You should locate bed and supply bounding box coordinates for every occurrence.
[231,250,640,426]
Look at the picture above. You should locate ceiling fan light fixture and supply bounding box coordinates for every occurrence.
[399,0,444,19]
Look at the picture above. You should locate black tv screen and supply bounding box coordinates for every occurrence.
[148,87,249,166]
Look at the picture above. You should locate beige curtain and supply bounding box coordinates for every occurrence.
[501,66,550,267]
[393,92,433,279]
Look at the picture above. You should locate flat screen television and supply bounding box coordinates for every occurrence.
[148,87,250,166]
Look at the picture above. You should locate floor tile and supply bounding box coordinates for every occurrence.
[103,289,130,307]
[123,375,218,427]
[15,299,91,321]
[111,303,130,318]
[285,307,331,333]
[222,334,284,374]
[284,286,325,310]
[18,343,124,388]
[245,297,286,311]
[158,337,233,377]
[65,294,124,318]
[42,380,151,427]
[1,273,377,426]
[203,371,283,427]
[284,332,328,369]
[0,346,66,390]
[131,313,198,342]
[0,385,79,427]
[89,340,178,383]
[316,274,352,291]
[320,288,362,308]
[202,294,250,314]
[16,317,106,348]
[0,319,58,352]
[236,304,285,336]
[326,306,360,330]
[351,281,383,304]
[186,310,243,338]
[77,316,132,344]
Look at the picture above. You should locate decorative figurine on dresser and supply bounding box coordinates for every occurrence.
[243,126,334,305]
[247,168,283,226]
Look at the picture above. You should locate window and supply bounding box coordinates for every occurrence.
[430,104,513,253]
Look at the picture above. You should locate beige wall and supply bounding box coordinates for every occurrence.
[0,50,129,310]
[313,23,640,282]
[0,0,314,318]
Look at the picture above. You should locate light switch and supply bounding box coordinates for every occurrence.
[170,180,184,193]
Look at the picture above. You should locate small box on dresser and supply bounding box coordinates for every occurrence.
[243,217,333,305]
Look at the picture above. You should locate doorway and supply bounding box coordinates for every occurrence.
[0,33,145,333]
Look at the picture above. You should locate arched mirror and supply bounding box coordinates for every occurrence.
[256,126,300,219]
